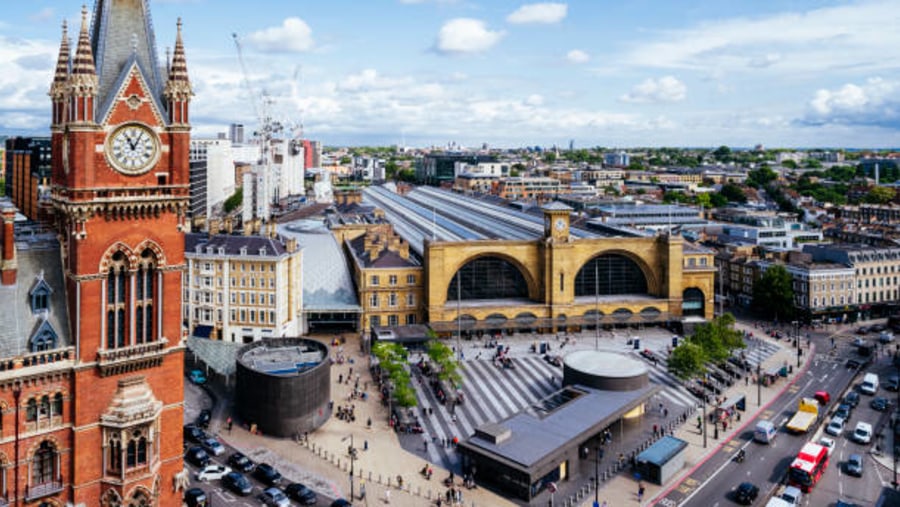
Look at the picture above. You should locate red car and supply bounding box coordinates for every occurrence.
[814,391,830,405]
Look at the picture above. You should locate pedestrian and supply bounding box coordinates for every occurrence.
[652,424,658,436]
[339,373,343,384]
[664,407,669,418]
[638,483,645,502]
[364,440,369,451]
[359,480,366,500]
[745,375,749,386]
[384,488,391,504]
[226,417,233,432]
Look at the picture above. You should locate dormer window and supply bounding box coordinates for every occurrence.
[218,247,225,255]
[240,247,247,256]
[259,247,266,256]
[29,274,53,314]
[29,320,58,352]
[206,247,214,254]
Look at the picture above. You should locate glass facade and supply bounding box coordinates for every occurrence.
[575,254,648,296]
[448,257,529,301]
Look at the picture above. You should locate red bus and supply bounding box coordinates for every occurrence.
[787,442,829,492]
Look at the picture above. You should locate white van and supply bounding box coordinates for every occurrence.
[861,373,879,395]
[755,420,777,443]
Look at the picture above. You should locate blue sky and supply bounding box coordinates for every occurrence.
[2,0,899,148]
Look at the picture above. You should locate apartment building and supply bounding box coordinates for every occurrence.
[496,176,561,200]
[183,230,303,343]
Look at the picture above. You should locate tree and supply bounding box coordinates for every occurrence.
[372,342,417,407]
[384,159,399,180]
[709,192,728,208]
[753,264,795,321]
[782,159,798,169]
[223,188,243,213]
[864,186,896,204]
[712,145,732,162]
[746,166,778,188]
[667,342,707,381]
[426,340,462,384]
[694,193,712,209]
[719,183,747,203]
[543,152,557,164]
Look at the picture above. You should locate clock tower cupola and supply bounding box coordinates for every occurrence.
[542,201,573,241]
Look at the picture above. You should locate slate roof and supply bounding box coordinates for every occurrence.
[185,233,288,258]
[0,230,69,359]
[346,235,421,269]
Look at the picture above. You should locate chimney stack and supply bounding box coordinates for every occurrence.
[1,207,17,285]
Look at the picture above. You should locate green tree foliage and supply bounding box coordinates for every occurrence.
[628,157,646,170]
[746,166,778,188]
[709,192,728,207]
[662,191,690,204]
[712,145,732,162]
[753,264,795,321]
[339,156,352,165]
[426,340,462,384]
[804,158,822,169]
[864,186,896,204]
[384,159,399,180]
[223,188,243,213]
[781,159,798,169]
[372,342,417,407]
[719,183,747,204]
[794,175,847,205]
[667,342,707,381]
[543,152,557,164]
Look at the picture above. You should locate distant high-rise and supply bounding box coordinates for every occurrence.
[4,136,51,221]
[229,123,245,144]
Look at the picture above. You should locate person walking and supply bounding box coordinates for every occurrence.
[384,488,391,504]
[638,483,645,502]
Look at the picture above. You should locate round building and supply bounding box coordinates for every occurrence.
[562,350,648,391]
[235,338,330,437]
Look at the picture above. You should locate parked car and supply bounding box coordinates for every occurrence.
[200,437,225,456]
[258,487,291,507]
[183,424,206,443]
[284,482,318,505]
[227,452,255,473]
[818,437,836,456]
[871,397,891,412]
[835,403,853,421]
[852,422,873,444]
[856,326,869,334]
[222,472,253,496]
[189,369,207,385]
[871,323,886,333]
[183,488,208,507]
[814,390,830,405]
[330,500,352,507]
[826,416,846,437]
[845,454,864,477]
[885,375,900,392]
[735,482,759,505]
[195,409,212,428]
[844,391,860,408]
[184,446,210,468]
[196,464,232,482]
[253,463,283,486]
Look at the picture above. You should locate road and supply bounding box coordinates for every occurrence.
[656,327,870,507]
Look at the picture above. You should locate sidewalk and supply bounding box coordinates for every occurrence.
[577,324,815,507]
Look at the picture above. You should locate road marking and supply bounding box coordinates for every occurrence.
[820,374,829,382]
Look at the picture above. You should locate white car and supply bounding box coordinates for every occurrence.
[818,437,836,456]
[825,416,846,437]
[852,422,873,444]
[196,464,232,482]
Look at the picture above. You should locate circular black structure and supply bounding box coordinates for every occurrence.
[562,350,648,391]
[235,338,331,438]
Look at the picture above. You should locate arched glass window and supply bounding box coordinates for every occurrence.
[447,257,529,301]
[31,441,56,486]
[682,288,705,317]
[39,396,50,419]
[26,399,37,422]
[136,249,157,344]
[575,254,648,296]
[126,440,136,468]
[106,252,129,348]
[52,393,63,417]
[107,310,116,349]
[108,433,122,473]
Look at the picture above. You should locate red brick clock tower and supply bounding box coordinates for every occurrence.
[50,1,190,505]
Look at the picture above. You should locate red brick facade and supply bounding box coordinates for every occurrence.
[0,3,196,506]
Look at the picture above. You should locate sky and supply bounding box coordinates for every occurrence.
[1,0,900,148]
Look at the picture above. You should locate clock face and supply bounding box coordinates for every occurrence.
[555,218,567,231]
[107,124,158,174]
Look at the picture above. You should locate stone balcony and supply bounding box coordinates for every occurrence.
[96,339,169,377]
[25,481,63,502]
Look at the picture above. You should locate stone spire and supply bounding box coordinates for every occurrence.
[164,18,192,125]
[49,20,70,99]
[68,5,98,123]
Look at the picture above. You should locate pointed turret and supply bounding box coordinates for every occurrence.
[68,5,98,123]
[164,18,193,125]
[49,20,70,126]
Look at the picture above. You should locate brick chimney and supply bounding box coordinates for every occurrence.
[1,207,17,285]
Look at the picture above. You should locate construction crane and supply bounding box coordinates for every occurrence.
[231,33,282,164]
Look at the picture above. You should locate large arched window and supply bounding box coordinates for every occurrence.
[31,441,57,486]
[106,252,128,349]
[683,288,705,317]
[447,256,529,301]
[575,253,648,296]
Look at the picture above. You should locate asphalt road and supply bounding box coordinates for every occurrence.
[656,328,866,507]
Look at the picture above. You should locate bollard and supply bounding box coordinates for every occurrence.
[378,473,382,484]
[368,471,372,481]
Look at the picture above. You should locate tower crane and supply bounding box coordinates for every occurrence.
[231,33,281,165]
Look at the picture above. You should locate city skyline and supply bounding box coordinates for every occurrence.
[1,0,899,148]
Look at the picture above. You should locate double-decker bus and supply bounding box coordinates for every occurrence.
[787,442,829,492]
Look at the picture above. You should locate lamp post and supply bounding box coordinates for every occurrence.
[702,394,708,448]
[757,361,762,407]
[342,434,356,500]
[595,264,600,350]
[593,446,604,506]
[456,271,462,362]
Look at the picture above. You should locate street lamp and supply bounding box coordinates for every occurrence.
[595,265,600,350]
[456,271,462,362]
[593,446,604,506]
[342,434,356,500]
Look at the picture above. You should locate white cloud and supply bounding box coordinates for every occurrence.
[620,76,687,104]
[29,8,55,22]
[566,49,590,64]
[615,1,900,76]
[246,17,314,53]
[507,3,568,24]
[524,94,544,106]
[435,18,504,55]
[805,77,900,128]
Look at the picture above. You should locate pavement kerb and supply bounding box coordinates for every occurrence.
[577,338,816,507]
